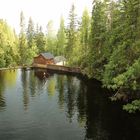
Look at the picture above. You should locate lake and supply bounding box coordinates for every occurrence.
[0,69,140,140]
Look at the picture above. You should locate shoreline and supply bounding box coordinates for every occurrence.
[0,66,30,71]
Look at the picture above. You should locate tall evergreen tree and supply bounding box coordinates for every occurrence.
[26,17,38,63]
[34,25,46,53]
[80,8,90,52]
[103,0,140,90]
[85,0,107,79]
[80,8,91,68]
[66,4,79,65]
[19,11,28,65]
[27,17,34,47]
[57,16,66,56]
[46,20,57,54]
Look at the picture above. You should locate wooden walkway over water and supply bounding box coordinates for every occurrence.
[0,64,81,74]
[32,64,81,74]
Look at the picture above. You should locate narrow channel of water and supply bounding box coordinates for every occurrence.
[0,69,140,140]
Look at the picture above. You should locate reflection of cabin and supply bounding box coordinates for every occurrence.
[33,52,54,66]
[54,56,66,66]
[34,70,50,80]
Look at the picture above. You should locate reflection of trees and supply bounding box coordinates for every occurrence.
[66,76,75,122]
[0,71,6,110]
[84,80,140,140]
[21,69,52,110]
[29,70,37,97]
[21,69,29,110]
[56,75,87,124]
[4,70,17,87]
[57,75,65,109]
[0,69,17,111]
[65,76,79,122]
[76,80,87,126]
[85,81,111,140]
[47,76,56,97]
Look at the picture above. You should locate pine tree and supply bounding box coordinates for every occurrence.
[57,16,66,56]
[46,20,57,54]
[66,4,78,64]
[34,25,46,53]
[27,17,34,48]
[85,0,106,79]
[103,0,140,90]
[80,8,90,52]
[26,17,38,63]
[80,8,91,68]
[19,11,28,65]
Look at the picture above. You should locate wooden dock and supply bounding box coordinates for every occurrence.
[32,64,81,74]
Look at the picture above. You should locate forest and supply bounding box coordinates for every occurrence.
[0,0,140,113]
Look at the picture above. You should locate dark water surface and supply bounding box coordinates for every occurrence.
[0,69,140,140]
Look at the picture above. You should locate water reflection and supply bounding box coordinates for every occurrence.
[21,69,30,110]
[0,75,6,110]
[77,80,87,127]
[84,80,140,140]
[0,70,17,110]
[47,76,56,97]
[21,70,140,139]
[29,70,37,97]
[34,69,50,80]
[56,75,65,109]
[0,69,140,140]
[85,81,110,140]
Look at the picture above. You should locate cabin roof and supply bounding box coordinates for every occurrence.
[54,56,66,63]
[41,52,54,59]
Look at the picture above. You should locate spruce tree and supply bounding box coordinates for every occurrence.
[27,17,34,48]
[86,0,106,79]
[34,25,46,53]
[80,8,91,68]
[57,16,66,56]
[66,4,77,62]
[19,11,28,65]
[26,17,38,63]
[46,20,57,54]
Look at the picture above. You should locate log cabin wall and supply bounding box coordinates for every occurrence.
[33,55,54,65]
[34,55,46,65]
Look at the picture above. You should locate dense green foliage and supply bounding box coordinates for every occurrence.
[123,100,140,113]
[66,0,140,112]
[89,0,140,112]
[0,19,18,67]
[0,0,140,112]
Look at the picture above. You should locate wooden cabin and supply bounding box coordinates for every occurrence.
[33,52,54,66]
